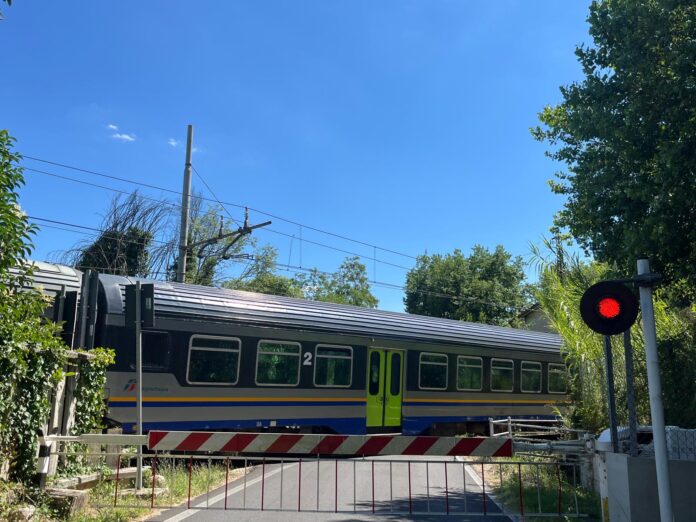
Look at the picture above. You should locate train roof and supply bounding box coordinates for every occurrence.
[15,261,82,296]
[97,273,562,354]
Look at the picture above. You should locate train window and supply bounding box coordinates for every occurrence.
[419,353,448,390]
[390,353,401,396]
[456,356,482,391]
[521,361,542,393]
[368,351,381,395]
[548,363,568,394]
[490,358,514,392]
[255,341,301,386]
[186,335,240,385]
[314,345,352,387]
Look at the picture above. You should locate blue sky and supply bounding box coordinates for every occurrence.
[2,1,591,312]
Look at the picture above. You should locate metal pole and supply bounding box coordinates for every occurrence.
[176,124,194,283]
[135,281,143,490]
[637,258,673,522]
[603,335,619,453]
[623,330,639,457]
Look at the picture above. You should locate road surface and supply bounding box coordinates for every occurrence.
[147,455,512,521]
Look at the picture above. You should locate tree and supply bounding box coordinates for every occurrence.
[404,245,528,326]
[223,245,302,297]
[0,131,68,481]
[177,197,252,286]
[65,192,171,277]
[295,256,378,308]
[533,0,696,290]
[63,191,258,285]
[532,239,696,431]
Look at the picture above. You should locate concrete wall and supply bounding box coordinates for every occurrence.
[606,453,696,522]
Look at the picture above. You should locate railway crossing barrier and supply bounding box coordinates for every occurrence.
[38,431,591,518]
[147,430,513,457]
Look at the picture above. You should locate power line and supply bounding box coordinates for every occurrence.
[27,215,522,310]
[191,164,238,226]
[28,216,171,246]
[23,164,412,271]
[23,167,181,210]
[22,155,418,260]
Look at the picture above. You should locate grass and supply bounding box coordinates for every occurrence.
[492,459,601,521]
[67,457,241,522]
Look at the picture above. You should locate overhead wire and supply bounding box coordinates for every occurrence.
[27,215,523,310]
[23,163,411,271]
[22,155,418,260]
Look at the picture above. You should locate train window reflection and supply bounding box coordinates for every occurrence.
[419,352,448,390]
[369,351,381,395]
[186,335,240,385]
[491,358,514,392]
[548,363,568,394]
[457,356,482,391]
[256,341,301,386]
[521,361,542,393]
[314,345,352,387]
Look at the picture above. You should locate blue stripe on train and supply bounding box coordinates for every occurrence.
[118,413,558,436]
[403,414,558,435]
[402,401,554,407]
[123,417,367,435]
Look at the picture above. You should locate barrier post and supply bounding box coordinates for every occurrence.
[36,431,53,489]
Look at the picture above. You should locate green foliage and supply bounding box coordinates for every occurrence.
[494,459,601,520]
[183,202,249,286]
[224,245,302,297]
[66,191,171,278]
[533,0,696,291]
[228,248,379,307]
[404,245,529,326]
[235,272,303,297]
[532,240,696,431]
[77,228,152,277]
[295,256,378,308]
[0,132,115,486]
[73,348,116,435]
[0,130,68,482]
[0,130,34,286]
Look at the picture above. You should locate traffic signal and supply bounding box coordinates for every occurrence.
[580,281,639,336]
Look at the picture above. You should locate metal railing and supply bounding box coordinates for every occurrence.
[41,435,592,518]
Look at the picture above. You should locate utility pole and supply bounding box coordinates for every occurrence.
[177,124,194,283]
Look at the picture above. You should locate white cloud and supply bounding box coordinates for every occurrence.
[168,138,180,147]
[106,123,119,130]
[111,132,136,142]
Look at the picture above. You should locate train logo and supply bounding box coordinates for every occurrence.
[123,379,136,392]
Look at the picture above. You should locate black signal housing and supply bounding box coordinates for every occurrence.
[580,281,639,336]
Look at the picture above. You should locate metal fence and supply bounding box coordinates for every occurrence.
[46,441,591,518]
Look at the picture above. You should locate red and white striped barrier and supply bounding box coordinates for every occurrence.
[147,431,513,457]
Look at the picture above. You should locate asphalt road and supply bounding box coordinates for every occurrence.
[147,455,512,521]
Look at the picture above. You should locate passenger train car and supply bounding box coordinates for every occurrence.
[30,262,567,436]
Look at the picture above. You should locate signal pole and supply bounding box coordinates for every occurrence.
[603,335,619,453]
[177,125,194,283]
[636,258,673,522]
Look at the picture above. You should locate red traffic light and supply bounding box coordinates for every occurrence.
[580,281,639,336]
[597,297,621,319]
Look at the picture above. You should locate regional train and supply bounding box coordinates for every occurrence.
[30,261,567,436]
